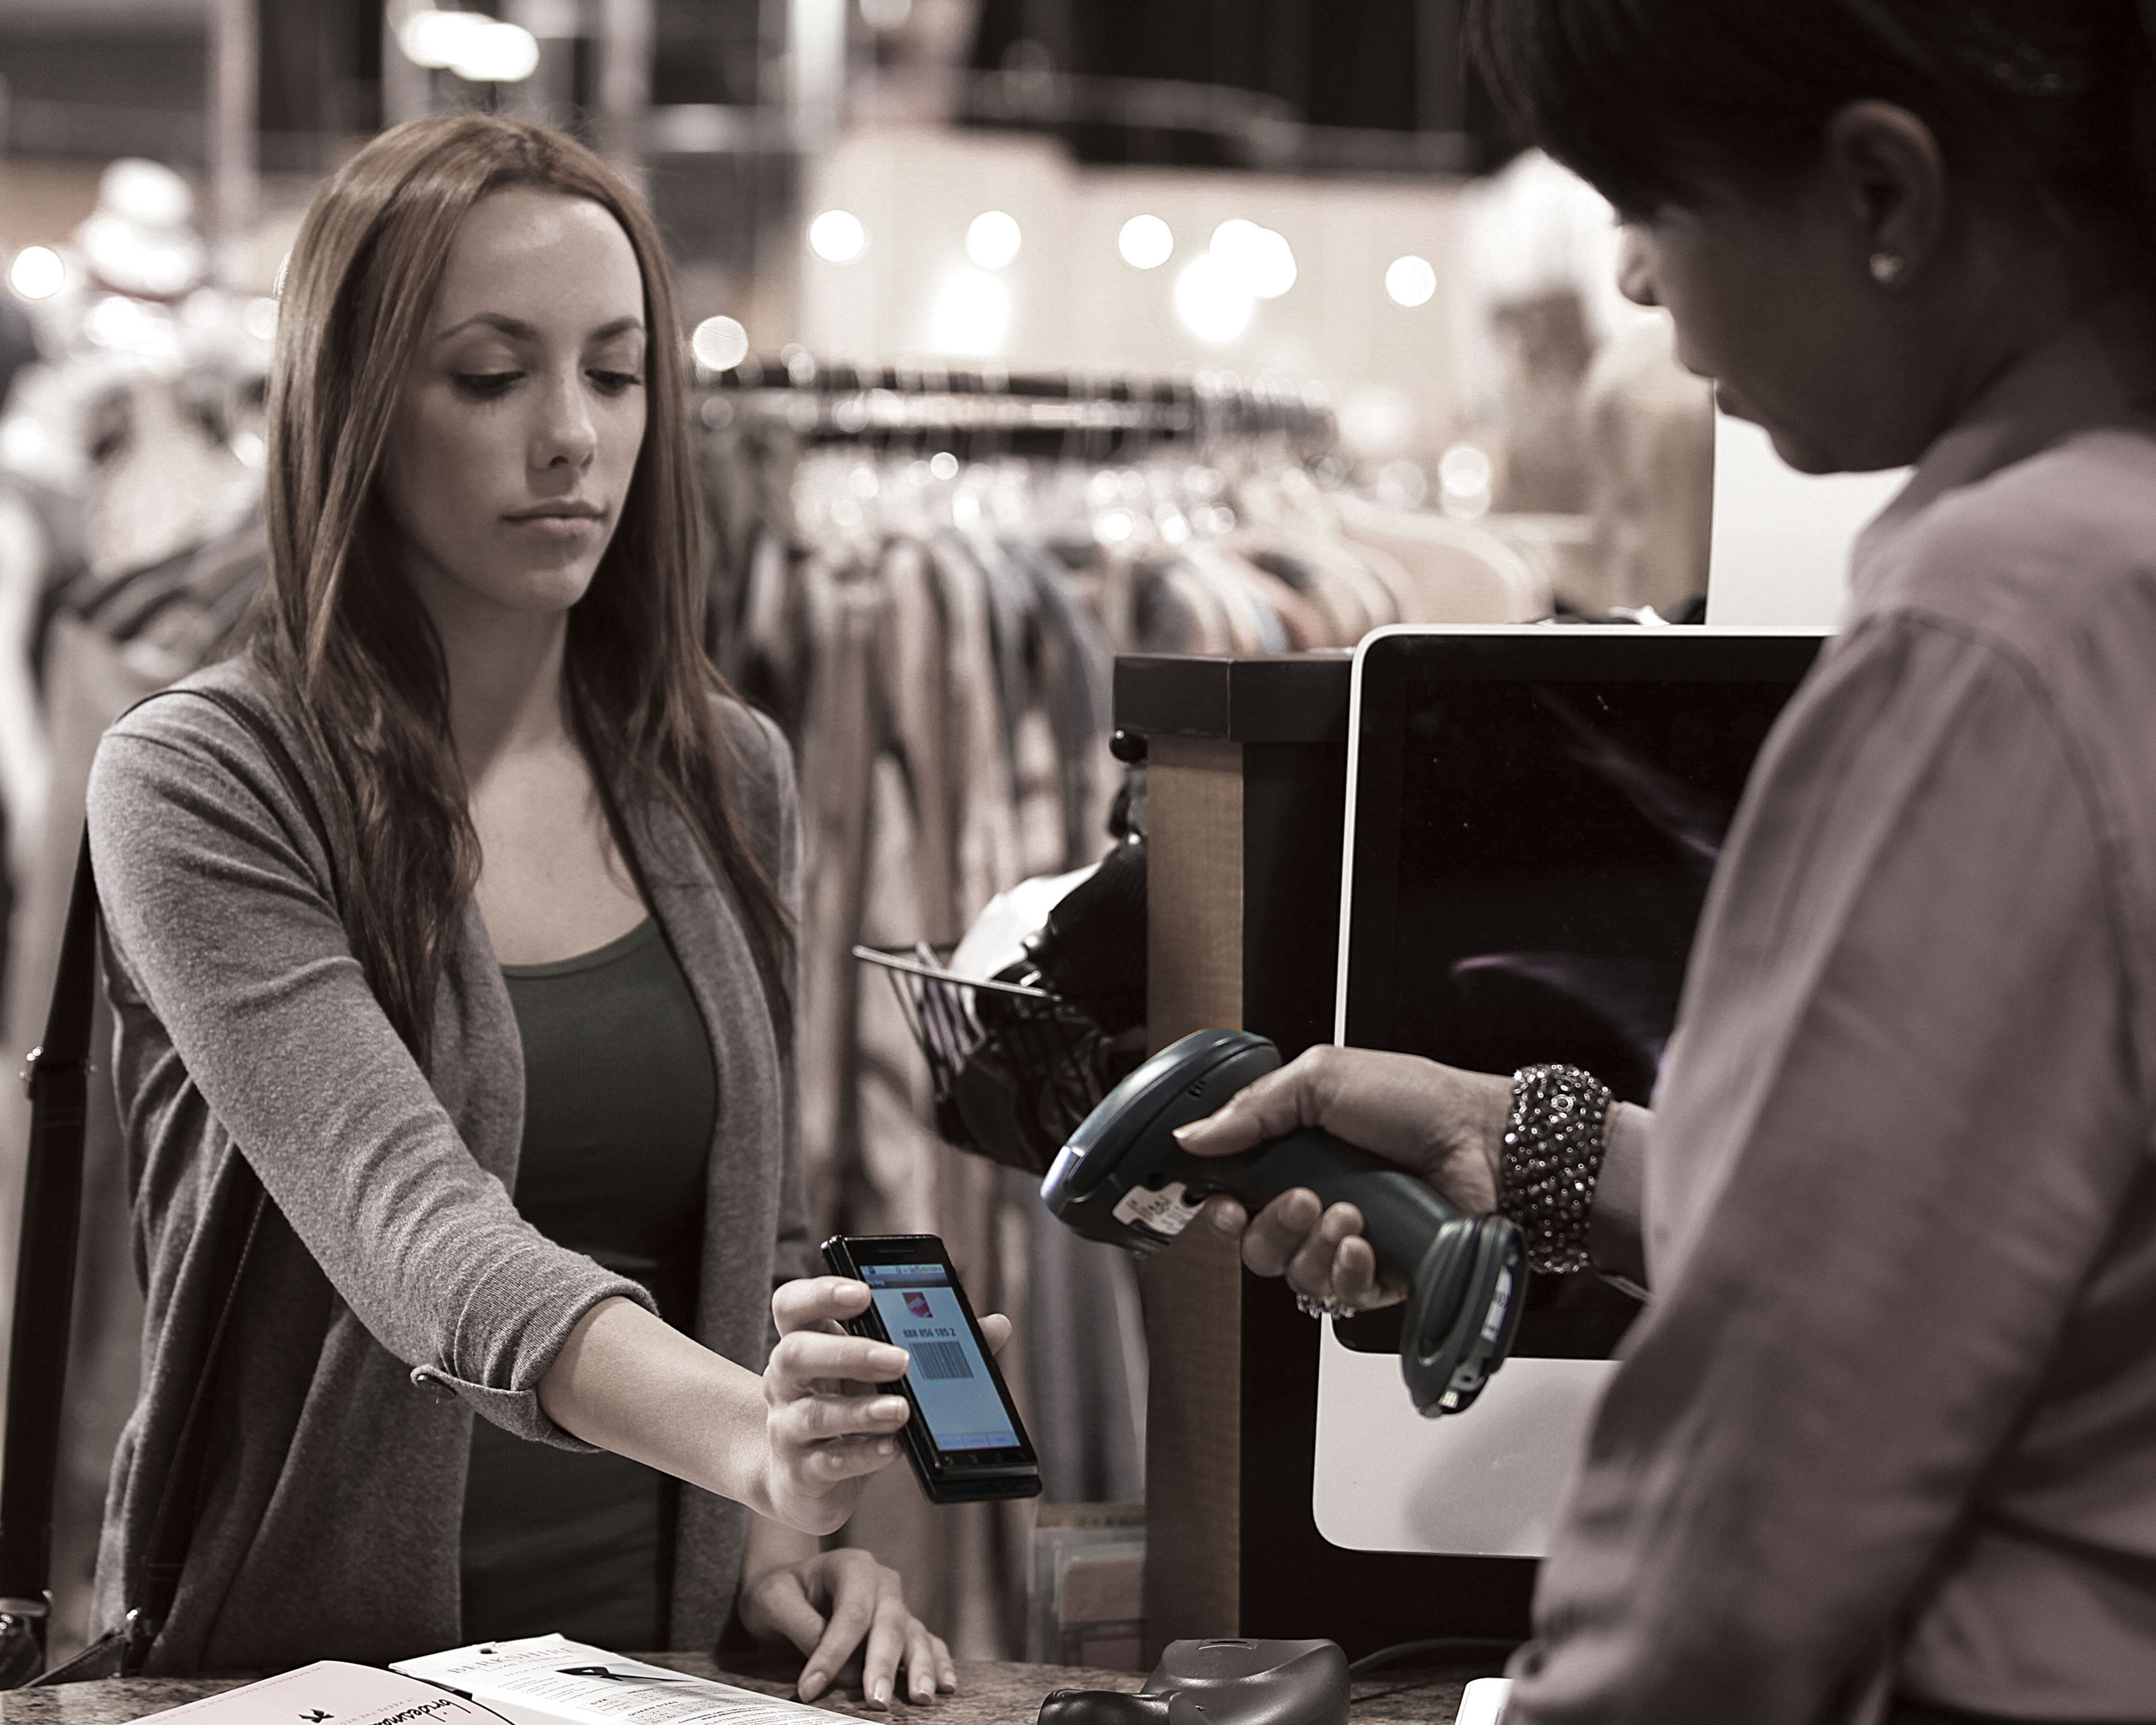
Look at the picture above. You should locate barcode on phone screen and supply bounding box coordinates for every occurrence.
[911,1340,974,1381]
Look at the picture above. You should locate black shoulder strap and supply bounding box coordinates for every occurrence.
[0,684,334,1683]
[0,835,101,1642]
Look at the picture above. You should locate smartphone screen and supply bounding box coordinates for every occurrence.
[859,1259,1021,1452]
[822,1233,1041,1502]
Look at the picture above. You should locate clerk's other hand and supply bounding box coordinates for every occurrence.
[738,1548,956,1708]
[1171,1045,1511,1311]
[761,1278,1012,1535]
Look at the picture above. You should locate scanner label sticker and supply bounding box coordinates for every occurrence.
[1114,1181,1201,1241]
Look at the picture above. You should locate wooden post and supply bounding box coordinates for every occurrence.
[1139,734,1246,1659]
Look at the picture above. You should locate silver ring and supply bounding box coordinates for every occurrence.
[1294,1290,1348,1320]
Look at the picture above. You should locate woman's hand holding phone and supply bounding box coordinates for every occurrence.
[761,1276,1013,1533]
[761,1278,912,1533]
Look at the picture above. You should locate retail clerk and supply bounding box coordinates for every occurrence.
[1183,3,2156,1723]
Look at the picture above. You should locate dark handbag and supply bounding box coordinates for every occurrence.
[0,687,323,1685]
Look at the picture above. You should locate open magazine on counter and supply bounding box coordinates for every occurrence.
[135,1659,501,1725]
[392,1636,849,1725]
[137,1636,850,1725]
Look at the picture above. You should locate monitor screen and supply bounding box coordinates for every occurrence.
[1321,627,1824,1555]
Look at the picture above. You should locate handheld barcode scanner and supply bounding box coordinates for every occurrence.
[1041,1028,1525,1415]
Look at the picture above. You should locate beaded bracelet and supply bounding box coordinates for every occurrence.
[1499,1064,1615,1275]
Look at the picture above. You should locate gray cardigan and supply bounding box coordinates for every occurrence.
[83,657,808,1672]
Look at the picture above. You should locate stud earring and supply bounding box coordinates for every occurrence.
[1869,252,1907,286]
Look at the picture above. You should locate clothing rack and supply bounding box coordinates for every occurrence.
[695,355,1337,462]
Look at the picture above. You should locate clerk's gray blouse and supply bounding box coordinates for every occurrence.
[83,659,808,1672]
[1515,305,2156,1723]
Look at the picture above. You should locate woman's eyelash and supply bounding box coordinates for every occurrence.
[453,371,521,399]
[450,370,643,398]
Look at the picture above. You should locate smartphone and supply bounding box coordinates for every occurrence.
[820,1233,1043,1504]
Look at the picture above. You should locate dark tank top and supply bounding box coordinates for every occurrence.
[459,917,716,1651]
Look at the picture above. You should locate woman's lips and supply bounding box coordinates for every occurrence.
[505,505,604,540]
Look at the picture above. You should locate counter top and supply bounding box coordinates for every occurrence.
[1,1653,1489,1725]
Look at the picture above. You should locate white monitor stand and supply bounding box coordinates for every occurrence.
[1312,1328,1609,1557]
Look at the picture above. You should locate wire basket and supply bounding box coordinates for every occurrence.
[852,944,1123,1178]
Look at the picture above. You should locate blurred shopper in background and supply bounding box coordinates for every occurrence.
[83,116,973,1697]
[1184,2,2156,1720]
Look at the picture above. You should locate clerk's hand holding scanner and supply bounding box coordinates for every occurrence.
[1046,1030,1524,1413]
[1174,1045,1524,1314]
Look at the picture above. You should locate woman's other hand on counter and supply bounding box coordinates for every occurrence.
[1172,1045,1511,1311]
[739,1524,956,1708]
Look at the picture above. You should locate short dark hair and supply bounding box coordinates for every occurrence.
[1466,0,2155,250]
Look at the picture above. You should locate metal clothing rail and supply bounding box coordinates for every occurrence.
[697,355,1337,461]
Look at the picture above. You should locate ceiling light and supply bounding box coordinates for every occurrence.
[452,19,540,81]
[1386,255,1438,308]
[7,246,65,301]
[808,208,867,264]
[1118,214,1173,270]
[1440,443,1494,519]
[399,7,484,66]
[1210,219,1296,299]
[102,159,192,228]
[1173,254,1253,344]
[691,315,750,372]
[929,268,1011,356]
[966,210,1022,270]
[398,9,540,81]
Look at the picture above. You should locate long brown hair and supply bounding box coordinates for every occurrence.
[246,114,792,1069]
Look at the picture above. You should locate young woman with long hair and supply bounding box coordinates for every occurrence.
[1183,3,2156,1720]
[84,116,976,1697]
